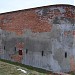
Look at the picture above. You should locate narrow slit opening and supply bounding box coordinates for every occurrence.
[65,52,67,58]
[42,51,44,56]
[26,49,28,54]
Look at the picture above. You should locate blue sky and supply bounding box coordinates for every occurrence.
[0,0,75,13]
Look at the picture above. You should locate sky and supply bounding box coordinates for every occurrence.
[0,0,75,13]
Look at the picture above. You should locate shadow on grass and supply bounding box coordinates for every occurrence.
[0,59,52,74]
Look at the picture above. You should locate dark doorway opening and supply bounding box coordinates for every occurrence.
[19,50,22,55]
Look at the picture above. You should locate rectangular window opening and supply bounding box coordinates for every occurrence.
[65,52,67,58]
[4,46,5,50]
[19,50,22,55]
[15,47,16,51]
[42,51,44,56]
[26,49,28,54]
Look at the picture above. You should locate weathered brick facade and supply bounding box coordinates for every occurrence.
[0,4,75,72]
[0,8,52,35]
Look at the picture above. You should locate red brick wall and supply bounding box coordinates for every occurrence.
[0,10,52,35]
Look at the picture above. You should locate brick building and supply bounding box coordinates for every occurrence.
[0,4,75,72]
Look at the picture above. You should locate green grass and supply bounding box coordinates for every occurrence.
[69,72,75,75]
[0,58,74,75]
[0,59,51,74]
[0,59,52,75]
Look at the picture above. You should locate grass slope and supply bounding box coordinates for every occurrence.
[0,59,51,75]
[0,59,74,75]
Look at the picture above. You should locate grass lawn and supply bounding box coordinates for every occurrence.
[0,59,74,75]
[0,60,51,75]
